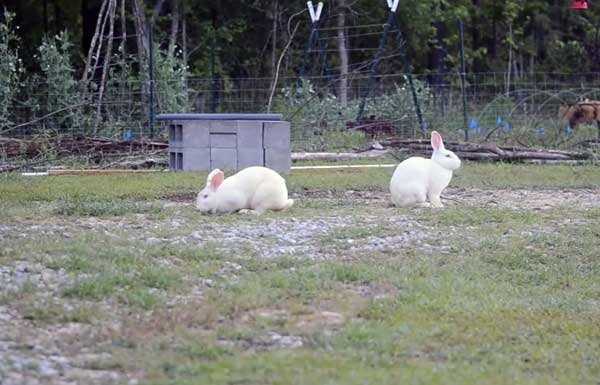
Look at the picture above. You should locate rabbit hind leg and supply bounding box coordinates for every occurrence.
[251,183,291,212]
[392,184,427,207]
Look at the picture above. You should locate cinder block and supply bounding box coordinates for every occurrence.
[264,148,291,173]
[182,121,209,148]
[237,121,263,147]
[163,114,291,174]
[210,133,237,148]
[263,121,291,149]
[169,145,184,171]
[169,151,180,171]
[177,153,183,170]
[168,125,184,145]
[211,148,237,171]
[237,148,264,169]
[182,148,210,171]
[210,120,238,133]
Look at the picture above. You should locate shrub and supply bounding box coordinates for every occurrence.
[154,46,189,114]
[0,9,23,131]
[272,78,432,151]
[36,31,82,134]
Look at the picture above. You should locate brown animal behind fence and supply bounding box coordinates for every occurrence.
[559,99,600,138]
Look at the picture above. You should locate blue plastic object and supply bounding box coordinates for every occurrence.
[468,118,481,134]
[123,130,134,141]
[565,125,574,136]
[536,127,545,137]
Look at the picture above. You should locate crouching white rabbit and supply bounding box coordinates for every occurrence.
[390,131,461,208]
[196,166,294,214]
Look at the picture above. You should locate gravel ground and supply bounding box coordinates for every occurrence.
[1,187,598,385]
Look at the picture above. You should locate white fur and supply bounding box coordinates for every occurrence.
[196,166,294,214]
[389,131,461,208]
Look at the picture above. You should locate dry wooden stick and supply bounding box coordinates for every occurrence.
[94,0,117,136]
[120,0,127,62]
[89,0,111,81]
[82,0,109,83]
[267,8,305,112]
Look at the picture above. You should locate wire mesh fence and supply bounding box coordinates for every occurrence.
[5,71,600,152]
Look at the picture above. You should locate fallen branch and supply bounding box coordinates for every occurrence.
[0,164,20,173]
[380,138,592,162]
[0,136,168,158]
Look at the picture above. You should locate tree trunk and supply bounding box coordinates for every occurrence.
[505,23,512,95]
[337,0,349,107]
[151,0,166,24]
[168,0,180,58]
[43,0,49,34]
[489,18,497,59]
[530,53,535,76]
[428,19,447,82]
[51,0,63,33]
[132,0,166,65]
[120,0,127,63]
[182,0,187,67]
[132,0,148,70]
[270,0,279,80]
[470,0,483,71]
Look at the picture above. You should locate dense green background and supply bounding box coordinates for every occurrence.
[4,0,600,78]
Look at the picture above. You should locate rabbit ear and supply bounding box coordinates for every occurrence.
[207,169,224,191]
[431,131,445,151]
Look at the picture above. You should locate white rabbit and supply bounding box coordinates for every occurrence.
[389,131,461,208]
[196,166,294,214]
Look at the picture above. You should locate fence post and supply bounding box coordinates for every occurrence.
[458,19,468,141]
[356,11,394,123]
[357,1,424,136]
[299,2,323,81]
[148,20,155,138]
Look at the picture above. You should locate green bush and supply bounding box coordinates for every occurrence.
[154,46,189,114]
[0,9,23,131]
[36,31,82,134]
[272,78,432,151]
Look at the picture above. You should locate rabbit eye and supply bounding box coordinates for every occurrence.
[445,154,451,158]
[203,194,208,199]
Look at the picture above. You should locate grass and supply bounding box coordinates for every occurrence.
[0,163,599,384]
[1,162,599,207]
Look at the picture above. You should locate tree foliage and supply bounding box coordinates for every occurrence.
[1,0,598,80]
[0,9,23,130]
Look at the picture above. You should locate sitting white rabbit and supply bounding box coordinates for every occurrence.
[196,166,294,214]
[390,131,461,208]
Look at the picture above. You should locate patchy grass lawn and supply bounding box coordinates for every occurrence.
[0,162,599,385]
